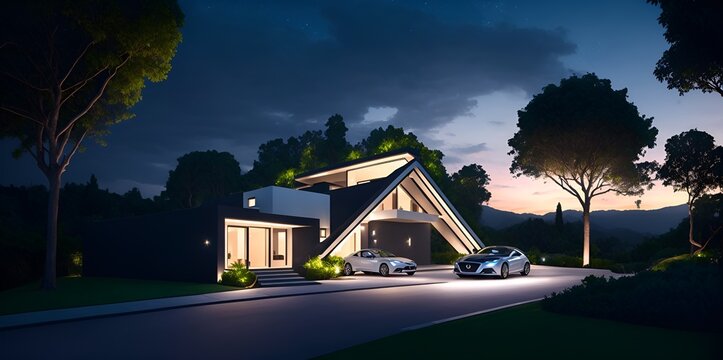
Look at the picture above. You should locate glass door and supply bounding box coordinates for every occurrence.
[248,227,270,268]
[272,229,288,267]
[226,226,247,268]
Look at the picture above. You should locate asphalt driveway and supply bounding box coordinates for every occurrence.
[0,266,614,359]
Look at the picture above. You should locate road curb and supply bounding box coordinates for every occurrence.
[401,298,544,331]
[0,281,446,332]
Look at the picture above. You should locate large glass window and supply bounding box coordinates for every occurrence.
[226,226,247,268]
[272,229,288,267]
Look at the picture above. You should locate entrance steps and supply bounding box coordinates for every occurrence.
[253,268,318,287]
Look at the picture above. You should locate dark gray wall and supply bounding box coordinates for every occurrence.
[292,226,321,272]
[84,206,219,283]
[365,221,431,265]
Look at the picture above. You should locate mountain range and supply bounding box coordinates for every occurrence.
[480,204,688,236]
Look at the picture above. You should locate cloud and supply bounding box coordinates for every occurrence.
[0,0,576,195]
[447,142,491,153]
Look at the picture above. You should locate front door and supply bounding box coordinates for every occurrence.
[248,227,270,269]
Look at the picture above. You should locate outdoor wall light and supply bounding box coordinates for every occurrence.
[372,230,376,236]
[407,237,412,247]
[373,239,377,244]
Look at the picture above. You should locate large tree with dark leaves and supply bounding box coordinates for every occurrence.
[508,74,658,266]
[658,129,723,253]
[0,0,183,289]
[648,0,723,97]
[161,151,244,209]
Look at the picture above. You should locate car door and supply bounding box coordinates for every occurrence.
[358,250,373,271]
[508,250,522,272]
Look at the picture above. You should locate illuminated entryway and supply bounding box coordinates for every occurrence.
[225,219,293,269]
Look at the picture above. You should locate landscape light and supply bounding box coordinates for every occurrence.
[203,239,210,247]
[541,257,546,262]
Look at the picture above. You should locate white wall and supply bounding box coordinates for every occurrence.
[243,186,330,238]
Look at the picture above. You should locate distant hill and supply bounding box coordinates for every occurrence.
[480,204,687,236]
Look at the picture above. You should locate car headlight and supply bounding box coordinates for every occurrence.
[390,260,402,266]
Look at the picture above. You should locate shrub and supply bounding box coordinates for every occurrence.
[68,251,83,276]
[542,260,722,332]
[219,261,256,287]
[432,251,465,264]
[302,256,342,280]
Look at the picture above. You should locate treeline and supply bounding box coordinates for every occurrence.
[1,115,491,289]
[485,194,722,272]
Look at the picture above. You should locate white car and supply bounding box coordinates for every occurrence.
[343,249,417,276]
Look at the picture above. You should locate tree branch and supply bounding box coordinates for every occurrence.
[59,41,95,88]
[57,54,130,140]
[60,127,88,172]
[3,72,50,92]
[0,106,44,125]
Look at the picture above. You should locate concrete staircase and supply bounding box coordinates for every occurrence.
[253,268,318,287]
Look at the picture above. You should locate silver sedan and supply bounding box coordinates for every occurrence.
[454,246,531,279]
[343,249,417,276]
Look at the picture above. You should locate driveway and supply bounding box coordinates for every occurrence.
[0,266,613,359]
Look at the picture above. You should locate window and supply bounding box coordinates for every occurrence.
[247,197,256,207]
[320,228,327,238]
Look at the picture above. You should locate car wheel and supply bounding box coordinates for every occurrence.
[343,263,354,276]
[500,263,509,279]
[379,263,390,277]
[406,271,415,276]
[521,262,530,276]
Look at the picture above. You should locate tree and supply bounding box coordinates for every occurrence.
[320,114,351,165]
[359,125,448,185]
[648,0,723,97]
[508,74,658,266]
[657,129,723,253]
[449,164,492,225]
[0,1,183,289]
[161,151,243,209]
[555,202,564,232]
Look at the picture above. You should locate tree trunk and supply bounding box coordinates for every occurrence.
[41,169,61,290]
[582,202,591,267]
[688,204,703,253]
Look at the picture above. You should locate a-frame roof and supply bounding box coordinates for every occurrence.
[317,160,484,257]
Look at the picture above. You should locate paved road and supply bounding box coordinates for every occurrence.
[0,266,613,359]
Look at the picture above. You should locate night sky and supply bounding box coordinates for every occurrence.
[1,0,721,214]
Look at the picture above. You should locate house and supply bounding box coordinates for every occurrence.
[83,149,484,284]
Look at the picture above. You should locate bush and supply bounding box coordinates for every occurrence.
[432,251,465,265]
[219,261,256,287]
[302,256,342,280]
[542,260,722,332]
[651,251,720,272]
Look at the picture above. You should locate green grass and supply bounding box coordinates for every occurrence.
[317,303,721,359]
[0,277,237,316]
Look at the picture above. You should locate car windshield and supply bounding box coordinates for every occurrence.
[373,249,396,257]
[476,247,512,256]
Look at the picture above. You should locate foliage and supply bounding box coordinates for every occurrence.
[0,178,161,290]
[219,261,256,287]
[648,0,723,96]
[542,261,722,332]
[0,0,183,289]
[651,251,720,272]
[431,251,465,265]
[358,125,448,185]
[658,129,722,251]
[508,73,658,266]
[302,256,342,280]
[159,150,244,209]
[448,164,491,228]
[554,202,564,231]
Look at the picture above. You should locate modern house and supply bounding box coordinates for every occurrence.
[84,149,484,284]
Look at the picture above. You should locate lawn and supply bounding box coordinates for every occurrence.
[0,277,237,316]
[317,303,721,359]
